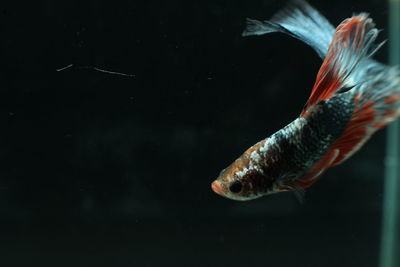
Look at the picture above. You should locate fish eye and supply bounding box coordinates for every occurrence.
[229,181,242,193]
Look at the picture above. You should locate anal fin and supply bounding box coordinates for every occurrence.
[296,149,340,188]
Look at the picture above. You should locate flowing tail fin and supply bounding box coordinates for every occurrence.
[303,14,400,166]
[242,0,335,59]
[301,14,386,113]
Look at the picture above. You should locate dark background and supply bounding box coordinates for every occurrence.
[0,0,390,266]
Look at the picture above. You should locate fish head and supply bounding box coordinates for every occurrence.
[211,154,275,201]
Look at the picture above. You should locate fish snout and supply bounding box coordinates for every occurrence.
[211,180,224,196]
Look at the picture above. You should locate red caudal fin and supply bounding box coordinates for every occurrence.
[302,14,400,166]
[301,14,384,116]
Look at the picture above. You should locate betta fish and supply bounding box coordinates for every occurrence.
[211,0,400,201]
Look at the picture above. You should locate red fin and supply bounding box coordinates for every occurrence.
[295,149,339,189]
[330,100,376,166]
[383,94,400,104]
[372,110,398,129]
[301,15,377,116]
[301,52,342,115]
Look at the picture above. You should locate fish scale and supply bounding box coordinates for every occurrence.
[256,95,354,181]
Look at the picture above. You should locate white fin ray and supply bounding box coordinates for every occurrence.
[242,0,335,59]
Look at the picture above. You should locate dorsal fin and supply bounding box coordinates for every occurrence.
[242,0,335,59]
[301,14,383,116]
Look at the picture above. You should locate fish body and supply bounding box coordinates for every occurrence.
[211,0,400,201]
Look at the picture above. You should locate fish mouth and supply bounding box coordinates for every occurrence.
[211,180,224,196]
